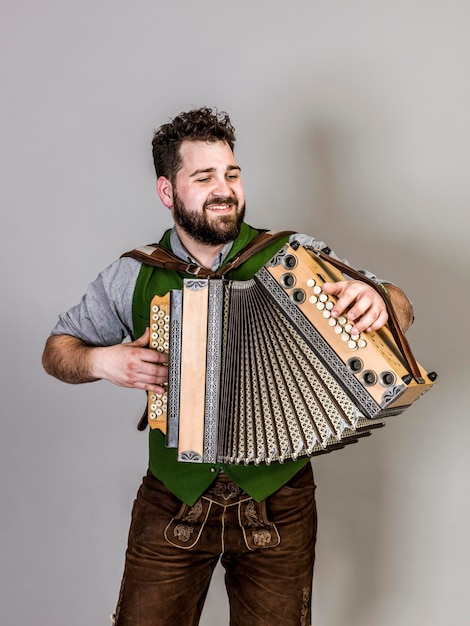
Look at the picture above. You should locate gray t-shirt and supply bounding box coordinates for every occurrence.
[51,230,383,346]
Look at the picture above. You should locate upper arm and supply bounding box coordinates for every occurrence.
[49,257,141,346]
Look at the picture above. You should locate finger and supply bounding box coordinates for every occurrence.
[133,380,168,394]
[321,281,342,296]
[345,293,375,324]
[122,364,169,391]
[130,359,169,381]
[131,327,151,348]
[331,291,358,319]
[140,349,169,365]
[351,306,388,335]
[365,308,389,332]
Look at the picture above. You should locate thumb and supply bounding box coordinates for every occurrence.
[131,327,150,347]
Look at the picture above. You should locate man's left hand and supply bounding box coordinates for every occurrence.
[321,280,388,335]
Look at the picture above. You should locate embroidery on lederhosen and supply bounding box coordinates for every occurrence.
[238,499,281,550]
[164,498,212,549]
[207,480,242,501]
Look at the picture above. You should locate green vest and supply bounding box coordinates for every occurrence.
[132,223,309,505]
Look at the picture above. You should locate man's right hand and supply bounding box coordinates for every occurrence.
[42,328,168,394]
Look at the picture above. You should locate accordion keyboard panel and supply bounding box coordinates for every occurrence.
[262,244,436,417]
[147,294,170,432]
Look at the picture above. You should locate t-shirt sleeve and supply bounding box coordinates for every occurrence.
[290,233,387,283]
[49,257,141,346]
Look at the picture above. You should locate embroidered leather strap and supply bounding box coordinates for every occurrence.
[121,230,294,278]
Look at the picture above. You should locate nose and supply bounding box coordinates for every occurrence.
[211,175,233,198]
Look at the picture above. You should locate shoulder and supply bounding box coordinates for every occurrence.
[98,256,142,286]
[289,233,331,251]
[81,256,144,306]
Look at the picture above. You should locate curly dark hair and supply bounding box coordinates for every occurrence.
[151,107,236,183]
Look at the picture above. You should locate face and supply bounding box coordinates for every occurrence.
[161,140,246,246]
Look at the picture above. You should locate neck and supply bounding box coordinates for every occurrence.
[175,225,225,270]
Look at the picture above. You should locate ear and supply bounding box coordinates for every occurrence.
[156,176,173,208]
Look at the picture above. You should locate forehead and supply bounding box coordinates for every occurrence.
[178,140,237,172]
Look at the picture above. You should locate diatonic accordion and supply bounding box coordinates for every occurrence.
[147,243,436,465]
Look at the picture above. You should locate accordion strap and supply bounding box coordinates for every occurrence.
[309,248,424,384]
[121,230,294,278]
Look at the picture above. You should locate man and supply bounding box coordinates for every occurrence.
[42,107,413,625]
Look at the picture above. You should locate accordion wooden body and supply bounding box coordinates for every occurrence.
[147,243,436,465]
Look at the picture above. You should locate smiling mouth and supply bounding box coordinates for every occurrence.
[204,197,237,212]
[206,203,234,212]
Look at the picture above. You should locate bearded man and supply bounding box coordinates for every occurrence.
[42,107,413,626]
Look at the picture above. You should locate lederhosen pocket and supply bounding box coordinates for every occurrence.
[238,498,281,550]
[164,498,213,549]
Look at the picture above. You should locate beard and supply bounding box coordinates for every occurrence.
[173,192,245,245]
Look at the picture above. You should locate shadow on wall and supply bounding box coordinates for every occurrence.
[290,120,463,624]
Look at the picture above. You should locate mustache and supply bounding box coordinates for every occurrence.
[203,196,238,209]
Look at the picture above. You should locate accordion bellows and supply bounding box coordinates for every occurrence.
[147,244,436,465]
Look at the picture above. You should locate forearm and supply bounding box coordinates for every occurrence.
[42,334,100,384]
[383,283,414,332]
[42,330,168,392]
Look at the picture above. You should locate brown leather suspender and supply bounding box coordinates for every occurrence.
[121,230,295,278]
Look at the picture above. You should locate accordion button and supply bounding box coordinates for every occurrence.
[309,295,318,304]
[313,286,322,295]
[328,318,337,327]
[338,316,347,325]
[307,278,316,287]
[358,339,367,348]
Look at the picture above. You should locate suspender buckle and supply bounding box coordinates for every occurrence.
[186,263,202,275]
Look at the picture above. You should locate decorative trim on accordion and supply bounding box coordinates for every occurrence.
[166,290,183,449]
[204,280,224,463]
[254,266,382,419]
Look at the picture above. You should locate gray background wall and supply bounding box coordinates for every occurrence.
[1,1,468,624]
